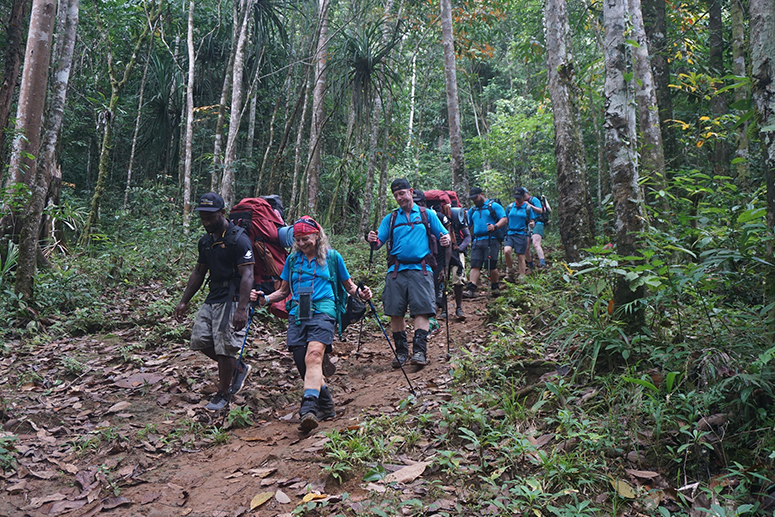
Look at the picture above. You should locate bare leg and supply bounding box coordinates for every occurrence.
[390,316,406,333]
[303,341,326,392]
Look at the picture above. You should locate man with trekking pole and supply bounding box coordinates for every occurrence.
[367,178,451,368]
[173,193,254,412]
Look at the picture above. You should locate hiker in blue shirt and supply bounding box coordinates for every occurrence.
[522,187,547,270]
[503,187,535,282]
[252,216,372,433]
[464,187,507,298]
[367,178,451,368]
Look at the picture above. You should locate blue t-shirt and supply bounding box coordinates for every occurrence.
[377,204,449,272]
[280,250,350,316]
[506,202,532,235]
[468,200,507,241]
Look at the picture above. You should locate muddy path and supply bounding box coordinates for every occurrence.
[1,294,493,517]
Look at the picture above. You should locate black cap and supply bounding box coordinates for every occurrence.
[391,178,411,192]
[514,187,526,198]
[194,192,225,212]
[412,190,426,204]
[469,187,483,199]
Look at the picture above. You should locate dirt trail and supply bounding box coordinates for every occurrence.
[1,295,492,517]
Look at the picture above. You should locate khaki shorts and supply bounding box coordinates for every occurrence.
[190,302,247,358]
[383,269,436,317]
[451,252,467,286]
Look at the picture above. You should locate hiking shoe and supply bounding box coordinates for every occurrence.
[205,392,229,411]
[439,310,447,320]
[230,360,252,394]
[392,351,409,369]
[410,350,427,367]
[455,307,466,320]
[318,387,336,421]
[298,396,319,432]
[322,353,336,377]
[462,288,477,299]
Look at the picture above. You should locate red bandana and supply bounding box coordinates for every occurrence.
[293,216,320,236]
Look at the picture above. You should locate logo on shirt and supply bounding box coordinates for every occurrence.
[243,249,253,260]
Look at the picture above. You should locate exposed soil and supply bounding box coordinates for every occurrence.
[0,293,493,517]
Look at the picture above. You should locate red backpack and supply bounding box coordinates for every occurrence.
[229,198,290,318]
[445,190,461,208]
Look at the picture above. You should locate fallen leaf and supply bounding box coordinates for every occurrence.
[141,491,163,504]
[24,493,67,509]
[381,462,429,484]
[248,467,277,478]
[302,493,328,503]
[49,500,87,515]
[107,401,131,413]
[28,469,58,480]
[625,468,660,479]
[365,483,386,493]
[6,481,27,493]
[609,476,637,499]
[250,492,274,509]
[114,373,162,389]
[275,489,291,504]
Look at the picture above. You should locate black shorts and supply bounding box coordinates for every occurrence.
[286,313,336,348]
[470,239,500,269]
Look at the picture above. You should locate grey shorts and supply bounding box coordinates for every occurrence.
[190,302,247,358]
[383,269,436,317]
[286,313,336,348]
[470,239,500,269]
[504,234,528,254]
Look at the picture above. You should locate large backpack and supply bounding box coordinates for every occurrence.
[445,190,462,208]
[229,198,289,317]
[386,207,438,278]
[259,195,286,224]
[471,200,506,242]
[535,195,551,224]
[287,250,366,338]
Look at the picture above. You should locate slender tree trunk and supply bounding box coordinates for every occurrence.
[642,0,677,169]
[709,0,729,177]
[211,0,240,191]
[123,39,154,211]
[604,0,645,331]
[544,0,593,262]
[246,89,257,160]
[358,96,383,236]
[306,0,331,213]
[628,0,668,217]
[15,0,78,299]
[221,0,253,208]
[79,2,161,245]
[5,0,56,188]
[290,69,313,221]
[0,0,29,162]
[731,0,749,187]
[407,52,417,151]
[439,0,467,198]
[749,0,775,261]
[182,0,195,233]
[269,59,310,187]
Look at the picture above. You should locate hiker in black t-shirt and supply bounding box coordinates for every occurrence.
[174,193,255,412]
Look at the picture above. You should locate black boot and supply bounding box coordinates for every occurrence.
[392,331,408,369]
[298,395,319,432]
[317,386,336,421]
[411,329,429,367]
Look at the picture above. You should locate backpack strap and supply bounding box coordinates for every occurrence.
[386,207,434,278]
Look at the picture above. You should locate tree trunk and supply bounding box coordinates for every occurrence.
[358,96,383,236]
[709,0,728,177]
[123,38,154,211]
[306,0,331,214]
[544,0,593,262]
[220,0,253,209]
[5,0,56,188]
[407,52,417,151]
[604,0,645,331]
[731,0,749,186]
[246,89,257,161]
[290,68,313,221]
[79,2,161,246]
[641,0,677,169]
[15,0,78,300]
[439,0,467,199]
[749,0,775,260]
[628,0,668,217]
[0,0,29,163]
[211,0,240,191]
[182,0,195,233]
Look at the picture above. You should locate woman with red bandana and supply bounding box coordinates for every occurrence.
[251,217,372,432]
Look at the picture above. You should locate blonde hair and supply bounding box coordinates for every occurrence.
[290,226,331,267]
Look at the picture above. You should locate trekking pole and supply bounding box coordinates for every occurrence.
[365,298,417,397]
[355,282,366,356]
[225,306,255,409]
[443,276,451,359]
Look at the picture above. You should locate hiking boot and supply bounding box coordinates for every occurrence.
[411,329,429,367]
[490,283,500,297]
[230,360,252,394]
[505,268,516,283]
[392,331,409,369]
[455,306,466,320]
[439,309,447,320]
[462,287,477,299]
[322,353,336,377]
[205,392,229,411]
[298,396,319,432]
[317,386,336,421]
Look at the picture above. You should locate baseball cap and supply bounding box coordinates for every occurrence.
[468,187,483,199]
[194,192,225,212]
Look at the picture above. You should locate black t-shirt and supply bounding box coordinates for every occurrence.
[197,222,255,304]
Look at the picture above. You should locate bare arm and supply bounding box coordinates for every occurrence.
[174,263,207,322]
